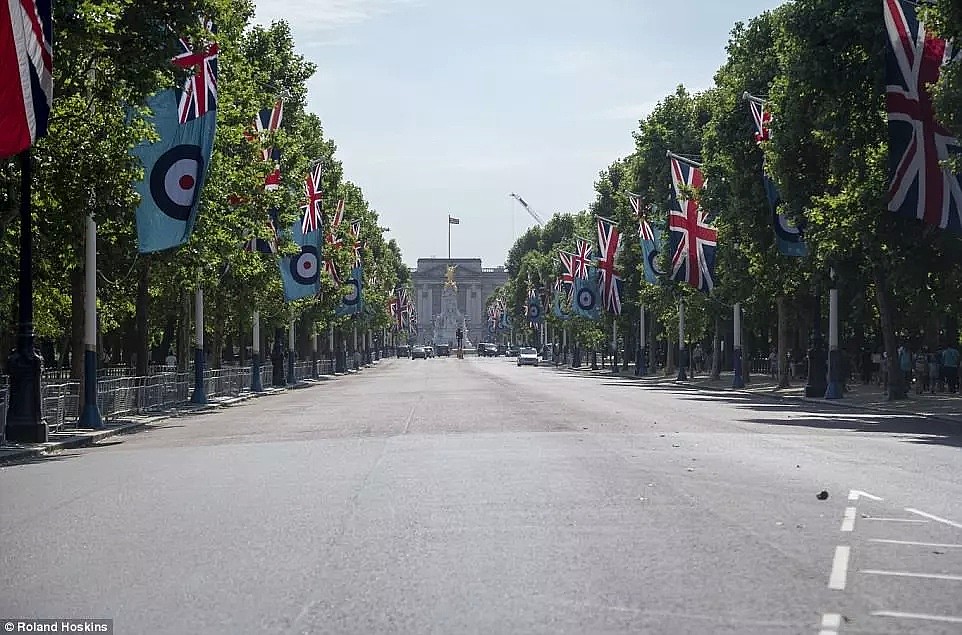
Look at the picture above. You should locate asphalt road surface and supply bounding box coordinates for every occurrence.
[2,356,961,634]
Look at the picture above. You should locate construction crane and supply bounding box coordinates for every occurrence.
[509,192,545,226]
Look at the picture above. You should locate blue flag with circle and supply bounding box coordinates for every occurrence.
[336,265,364,316]
[572,267,601,320]
[279,215,321,301]
[132,89,216,253]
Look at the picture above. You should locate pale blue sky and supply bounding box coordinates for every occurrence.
[254,0,785,268]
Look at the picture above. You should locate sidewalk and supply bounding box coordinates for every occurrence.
[555,363,962,425]
[0,371,358,466]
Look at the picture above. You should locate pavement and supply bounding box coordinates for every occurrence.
[1,355,961,634]
[555,361,962,424]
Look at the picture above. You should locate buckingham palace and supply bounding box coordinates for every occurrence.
[410,258,508,345]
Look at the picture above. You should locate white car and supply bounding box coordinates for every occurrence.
[517,347,539,366]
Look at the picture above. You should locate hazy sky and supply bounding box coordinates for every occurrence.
[253,0,785,268]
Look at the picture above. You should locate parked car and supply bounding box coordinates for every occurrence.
[517,347,539,366]
[506,345,519,357]
[497,344,507,356]
[479,343,499,357]
[436,344,451,356]
[424,346,435,358]
[411,346,427,359]
[397,345,410,358]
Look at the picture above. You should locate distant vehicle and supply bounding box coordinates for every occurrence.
[506,345,519,357]
[424,346,435,358]
[479,343,499,357]
[497,344,507,356]
[411,346,427,359]
[397,345,410,358]
[436,344,451,356]
[517,347,539,366]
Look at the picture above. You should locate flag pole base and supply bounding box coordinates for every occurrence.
[251,353,263,392]
[190,348,207,404]
[78,349,104,429]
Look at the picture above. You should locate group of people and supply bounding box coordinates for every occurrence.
[900,343,960,395]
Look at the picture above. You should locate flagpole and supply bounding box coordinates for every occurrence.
[637,305,647,376]
[448,216,451,262]
[287,318,295,385]
[677,296,688,381]
[4,150,46,443]
[252,310,263,391]
[191,284,208,403]
[732,302,745,388]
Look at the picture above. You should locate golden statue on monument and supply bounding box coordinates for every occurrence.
[444,264,458,290]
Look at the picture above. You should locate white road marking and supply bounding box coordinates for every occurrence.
[861,570,962,582]
[861,517,928,523]
[849,489,883,501]
[841,507,856,532]
[829,546,850,590]
[873,611,962,624]
[868,539,962,549]
[818,614,841,634]
[905,508,962,530]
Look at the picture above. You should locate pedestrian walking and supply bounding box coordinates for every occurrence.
[942,343,960,393]
[769,349,777,378]
[927,351,941,393]
[898,344,912,386]
[914,349,928,395]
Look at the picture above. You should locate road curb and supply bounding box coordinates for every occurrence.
[555,365,962,426]
[0,368,368,467]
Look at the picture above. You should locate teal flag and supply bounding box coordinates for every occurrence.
[279,217,321,301]
[552,287,571,320]
[132,89,216,253]
[639,216,665,284]
[336,265,364,316]
[572,267,601,320]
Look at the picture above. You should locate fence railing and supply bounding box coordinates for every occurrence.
[2,355,377,438]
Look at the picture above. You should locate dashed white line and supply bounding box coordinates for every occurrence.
[829,546,850,590]
[841,507,856,532]
[868,539,962,548]
[819,612,841,634]
[861,517,928,523]
[905,508,962,530]
[861,570,962,582]
[873,611,962,624]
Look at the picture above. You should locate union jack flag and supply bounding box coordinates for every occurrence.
[571,238,593,280]
[748,99,771,143]
[171,18,219,124]
[595,216,623,315]
[627,192,653,238]
[388,294,400,330]
[885,0,962,232]
[668,154,717,293]
[0,0,52,157]
[301,164,323,234]
[350,219,362,267]
[322,198,344,283]
[558,251,575,287]
[252,100,283,189]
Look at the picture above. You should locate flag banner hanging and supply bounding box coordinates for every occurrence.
[324,198,344,283]
[133,89,216,253]
[629,193,666,284]
[448,216,460,224]
[572,238,593,279]
[335,265,363,316]
[596,216,623,315]
[527,290,543,325]
[572,266,601,320]
[171,18,218,124]
[279,218,320,301]
[745,93,808,255]
[884,0,962,232]
[0,0,53,157]
[244,208,279,254]
[552,279,571,320]
[668,153,717,293]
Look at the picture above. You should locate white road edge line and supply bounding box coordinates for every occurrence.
[868,539,962,548]
[829,546,850,590]
[872,611,962,624]
[849,489,883,501]
[861,570,962,582]
[841,507,856,532]
[818,612,841,634]
[905,508,962,530]
[861,517,928,523]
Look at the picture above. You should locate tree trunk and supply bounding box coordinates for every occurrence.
[70,266,84,380]
[778,295,791,388]
[135,261,149,376]
[710,313,721,380]
[666,334,675,375]
[872,262,905,400]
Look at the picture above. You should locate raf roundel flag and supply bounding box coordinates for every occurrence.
[132,89,216,253]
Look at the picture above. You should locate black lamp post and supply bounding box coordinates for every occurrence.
[805,281,827,397]
[5,151,46,443]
